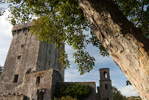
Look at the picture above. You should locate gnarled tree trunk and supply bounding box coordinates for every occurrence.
[78,0,149,100]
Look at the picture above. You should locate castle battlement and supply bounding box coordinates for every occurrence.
[12,22,32,32]
[11,22,32,36]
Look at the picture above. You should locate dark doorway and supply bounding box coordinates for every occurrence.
[105,84,108,89]
[37,90,44,100]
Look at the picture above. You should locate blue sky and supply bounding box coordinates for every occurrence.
[0,8,139,97]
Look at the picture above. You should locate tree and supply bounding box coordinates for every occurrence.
[112,87,127,100]
[6,0,149,99]
[77,1,149,100]
[0,66,3,76]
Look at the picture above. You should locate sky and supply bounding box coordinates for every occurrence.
[0,7,139,97]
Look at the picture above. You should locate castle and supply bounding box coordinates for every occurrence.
[0,22,113,100]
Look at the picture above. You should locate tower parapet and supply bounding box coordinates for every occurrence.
[99,68,110,81]
[12,22,32,36]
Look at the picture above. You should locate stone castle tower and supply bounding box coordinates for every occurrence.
[0,22,64,100]
[98,68,113,100]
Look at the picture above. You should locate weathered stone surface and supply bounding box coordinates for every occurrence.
[0,69,63,100]
[0,95,24,100]
[12,22,32,32]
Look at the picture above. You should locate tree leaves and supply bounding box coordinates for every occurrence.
[54,83,91,100]
[9,0,96,74]
[73,50,95,75]
[8,0,148,74]
[112,87,127,100]
[114,0,149,37]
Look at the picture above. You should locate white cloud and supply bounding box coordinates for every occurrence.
[119,85,138,97]
[0,2,9,10]
[0,10,12,36]
[0,9,12,65]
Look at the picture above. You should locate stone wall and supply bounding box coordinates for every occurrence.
[0,95,24,100]
[0,22,40,94]
[0,69,63,100]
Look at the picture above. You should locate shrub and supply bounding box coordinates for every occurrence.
[54,96,77,100]
[54,83,91,100]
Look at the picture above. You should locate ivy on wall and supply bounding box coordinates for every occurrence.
[54,96,77,100]
[54,83,91,100]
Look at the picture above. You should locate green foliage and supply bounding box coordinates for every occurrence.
[112,87,127,100]
[54,83,91,100]
[59,48,70,69]
[96,93,99,100]
[114,0,149,37]
[54,96,77,100]
[0,66,3,76]
[126,80,132,86]
[8,0,105,75]
[8,0,149,74]
[73,50,95,75]
[127,96,142,100]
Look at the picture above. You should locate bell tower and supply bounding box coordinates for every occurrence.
[98,68,113,100]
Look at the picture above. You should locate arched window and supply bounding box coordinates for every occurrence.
[104,71,108,78]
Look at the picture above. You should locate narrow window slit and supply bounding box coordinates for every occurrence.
[17,55,21,59]
[36,76,40,84]
[21,45,24,48]
[13,74,19,83]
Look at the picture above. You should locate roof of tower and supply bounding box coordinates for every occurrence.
[12,22,32,32]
